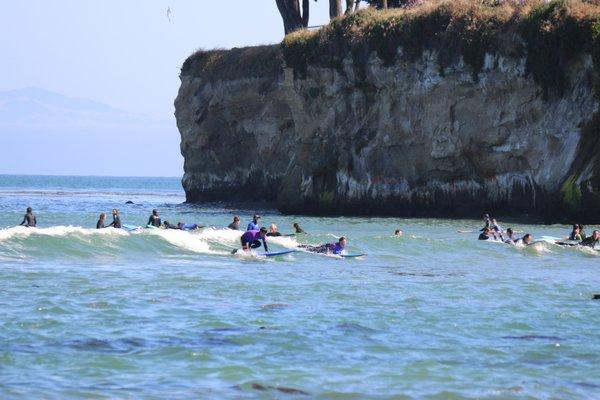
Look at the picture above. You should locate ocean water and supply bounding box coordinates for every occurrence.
[1,175,599,399]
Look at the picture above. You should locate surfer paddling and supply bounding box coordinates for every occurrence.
[299,237,347,255]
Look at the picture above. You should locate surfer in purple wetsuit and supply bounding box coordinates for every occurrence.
[299,237,347,255]
[239,227,269,252]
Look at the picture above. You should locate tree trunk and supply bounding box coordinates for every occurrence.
[302,0,309,26]
[382,0,388,9]
[345,0,355,14]
[329,0,343,19]
[275,0,309,34]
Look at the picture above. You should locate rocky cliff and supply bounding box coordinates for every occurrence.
[175,1,600,220]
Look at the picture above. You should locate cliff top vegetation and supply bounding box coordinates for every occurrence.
[184,0,600,98]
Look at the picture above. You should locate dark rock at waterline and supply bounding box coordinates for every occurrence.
[125,201,134,204]
[593,294,600,300]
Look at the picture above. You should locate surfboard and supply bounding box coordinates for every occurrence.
[258,250,297,257]
[340,253,366,258]
[122,224,141,231]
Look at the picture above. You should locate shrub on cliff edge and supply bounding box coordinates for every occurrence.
[281,0,600,87]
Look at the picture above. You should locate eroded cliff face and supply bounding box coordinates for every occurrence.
[175,48,600,220]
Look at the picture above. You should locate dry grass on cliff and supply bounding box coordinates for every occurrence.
[182,45,282,81]
[282,0,600,94]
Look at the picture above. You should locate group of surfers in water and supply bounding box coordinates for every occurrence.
[477,214,599,248]
[228,214,347,255]
[17,208,598,252]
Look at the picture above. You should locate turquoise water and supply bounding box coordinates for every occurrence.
[1,175,599,398]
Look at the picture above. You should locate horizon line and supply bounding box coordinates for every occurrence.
[0,173,182,179]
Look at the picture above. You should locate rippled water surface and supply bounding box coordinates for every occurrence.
[1,175,599,399]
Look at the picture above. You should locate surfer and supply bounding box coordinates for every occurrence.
[293,223,305,234]
[179,222,201,230]
[504,228,516,243]
[567,224,583,241]
[96,213,106,229]
[19,207,37,227]
[579,230,599,248]
[163,221,201,230]
[147,209,162,227]
[107,209,122,228]
[394,229,403,237]
[267,224,282,237]
[578,224,587,239]
[480,214,491,231]
[490,218,503,234]
[163,221,180,229]
[247,214,261,231]
[240,227,269,252]
[299,237,347,255]
[478,227,494,240]
[228,216,241,230]
[514,234,533,246]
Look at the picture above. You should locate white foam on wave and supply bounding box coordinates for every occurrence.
[0,225,128,241]
[139,228,220,255]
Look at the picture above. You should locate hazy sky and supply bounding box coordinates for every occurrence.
[1,0,334,118]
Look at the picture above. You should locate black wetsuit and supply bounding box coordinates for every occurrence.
[266,232,282,237]
[147,215,162,227]
[480,219,491,232]
[228,222,240,230]
[108,216,122,228]
[568,232,583,241]
[504,234,516,244]
[20,213,36,227]
[299,244,329,253]
[580,237,599,248]
[478,232,490,240]
[96,219,105,229]
[164,222,181,229]
[295,227,306,234]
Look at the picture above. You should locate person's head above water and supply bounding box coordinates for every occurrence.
[293,223,300,228]
[253,214,261,222]
[112,209,119,216]
[394,229,403,236]
[522,234,533,245]
[26,207,32,213]
[338,236,347,247]
[506,228,513,236]
[99,213,105,220]
[233,216,240,222]
[270,224,278,233]
[259,227,268,237]
[152,209,158,216]
[592,230,600,240]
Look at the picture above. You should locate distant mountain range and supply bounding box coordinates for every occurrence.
[0,88,182,176]
[0,87,168,127]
